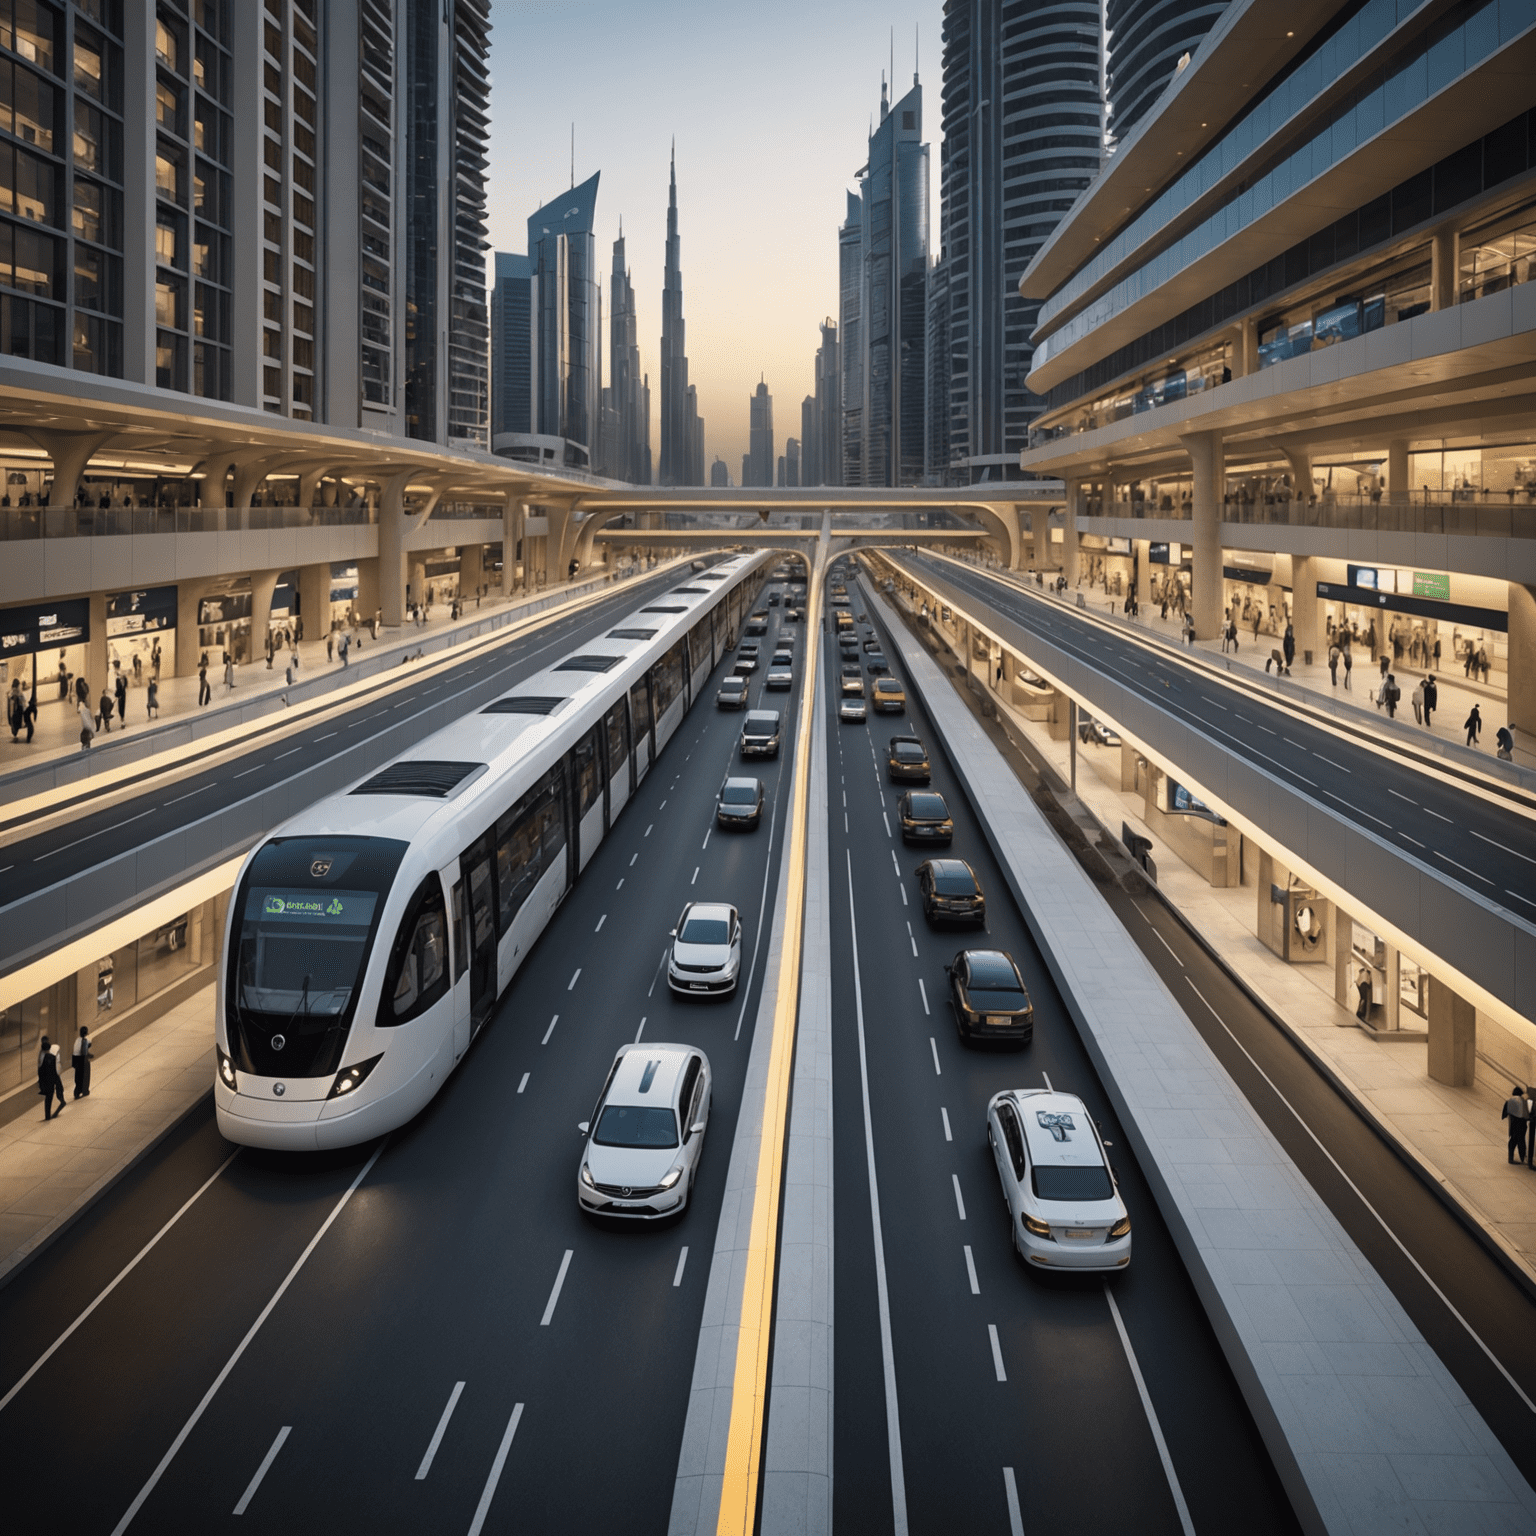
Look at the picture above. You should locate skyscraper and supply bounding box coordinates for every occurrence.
[604,226,652,483]
[785,438,800,488]
[933,0,1101,481]
[814,319,841,487]
[660,149,705,486]
[491,253,533,438]
[747,380,774,488]
[1105,0,1229,144]
[710,458,730,488]
[842,76,929,487]
[838,197,864,488]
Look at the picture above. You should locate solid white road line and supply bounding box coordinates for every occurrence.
[1105,1285,1195,1535]
[233,1425,290,1515]
[1002,1468,1026,1536]
[951,1175,966,1221]
[567,968,582,990]
[466,1402,525,1536]
[111,1143,384,1535]
[541,1014,559,1045]
[673,1247,689,1287]
[595,914,607,932]
[415,1381,466,1480]
[733,782,783,1043]
[928,1038,940,1075]
[517,1073,529,1094]
[845,853,910,1534]
[540,1249,574,1327]
[941,1107,952,1142]
[919,980,930,1017]
[0,1150,239,1416]
[987,1324,1006,1382]
[1185,977,1536,1414]
[963,1246,980,1295]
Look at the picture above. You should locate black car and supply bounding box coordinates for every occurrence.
[768,592,780,606]
[917,859,986,926]
[866,653,889,674]
[887,735,931,783]
[740,710,782,759]
[898,790,953,844]
[716,676,749,709]
[946,949,1032,1044]
[716,776,765,830]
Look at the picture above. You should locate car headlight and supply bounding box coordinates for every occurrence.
[580,1162,596,1189]
[1023,1214,1054,1240]
[657,1164,684,1191]
[216,1044,238,1091]
[1108,1215,1131,1240]
[327,1054,384,1100]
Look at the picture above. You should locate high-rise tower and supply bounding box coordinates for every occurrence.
[659,147,704,485]
[1105,0,1229,144]
[606,226,651,483]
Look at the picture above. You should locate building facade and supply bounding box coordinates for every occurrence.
[659,149,704,485]
[601,226,651,484]
[1104,0,1228,145]
[747,379,774,488]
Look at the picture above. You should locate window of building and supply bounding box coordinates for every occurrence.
[155,18,180,74]
[1,61,58,152]
[155,78,180,133]
[154,217,177,267]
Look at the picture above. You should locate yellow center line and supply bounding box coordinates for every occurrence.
[714,546,825,1535]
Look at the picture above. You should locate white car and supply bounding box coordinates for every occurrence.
[667,902,742,997]
[986,1089,1131,1272]
[839,698,867,722]
[577,1044,712,1219]
[765,666,793,691]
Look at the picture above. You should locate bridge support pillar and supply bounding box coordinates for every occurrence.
[1510,583,1536,741]
[1183,430,1224,640]
[1388,439,1410,506]
[379,471,410,628]
[1063,482,1080,585]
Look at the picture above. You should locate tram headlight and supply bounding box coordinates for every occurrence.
[327,1054,384,1100]
[216,1045,238,1091]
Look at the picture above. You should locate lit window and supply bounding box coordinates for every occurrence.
[156,21,178,72]
[155,281,179,327]
[155,222,177,266]
[155,153,178,199]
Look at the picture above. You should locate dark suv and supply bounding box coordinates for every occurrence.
[916,859,986,926]
[898,791,953,844]
[946,949,1032,1044]
[740,710,782,759]
[887,735,931,783]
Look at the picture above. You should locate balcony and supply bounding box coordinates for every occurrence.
[1084,493,1536,541]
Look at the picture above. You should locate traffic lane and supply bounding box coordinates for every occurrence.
[904,554,1536,919]
[113,625,802,1533]
[1118,887,1536,1485]
[836,593,1301,1534]
[3,567,698,902]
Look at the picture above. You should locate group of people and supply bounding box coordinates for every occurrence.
[1504,1086,1534,1167]
[35,1028,93,1119]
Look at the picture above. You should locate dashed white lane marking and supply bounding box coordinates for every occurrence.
[941,1107,952,1142]
[883,811,893,838]
[635,1016,647,1042]
[467,1403,525,1536]
[660,799,667,810]
[1509,888,1536,910]
[987,1324,1006,1381]
[1151,928,1183,967]
[1424,806,1453,823]
[1471,827,1536,864]
[617,878,625,890]
[1003,1468,1025,1536]
[567,968,582,991]
[630,852,639,865]
[415,1381,465,1480]
[890,849,900,876]
[1313,753,1348,772]
[275,746,302,759]
[314,731,337,742]
[1435,849,1494,884]
[645,824,653,836]
[1106,1284,1195,1534]
[517,1073,529,1094]
[702,828,711,850]
[919,980,931,1017]
[907,922,917,956]
[541,1014,559,1045]
[691,866,699,885]
[1388,788,1418,806]
[164,783,216,805]
[594,914,607,932]
[234,764,263,778]
[1400,833,1425,849]
[233,1424,290,1515]
[952,1175,966,1220]
[673,1247,689,1287]
[540,1250,574,1327]
[899,885,907,906]
[964,1246,980,1295]
[1322,789,1392,829]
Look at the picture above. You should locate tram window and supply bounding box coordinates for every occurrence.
[651,640,686,717]
[629,676,651,744]
[451,878,466,983]
[572,727,603,817]
[605,701,628,777]
[493,768,565,935]
[381,877,449,1025]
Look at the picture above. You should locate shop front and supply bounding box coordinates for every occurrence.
[1,596,90,711]
[422,553,460,610]
[329,562,360,629]
[197,585,253,667]
[1079,534,1134,598]
[106,585,177,687]
[1146,540,1190,613]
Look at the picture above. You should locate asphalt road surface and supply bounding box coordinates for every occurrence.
[0,597,807,1534]
[822,577,1301,1535]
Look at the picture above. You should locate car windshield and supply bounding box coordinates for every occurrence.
[875,680,900,692]
[721,784,757,804]
[966,953,1019,988]
[680,916,730,944]
[893,743,924,760]
[593,1105,679,1149]
[908,794,947,818]
[721,679,745,691]
[1032,1165,1114,1202]
[745,714,777,729]
[934,870,977,895]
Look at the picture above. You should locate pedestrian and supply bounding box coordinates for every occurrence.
[1464,644,1475,679]
[1480,645,1491,685]
[1466,703,1483,746]
[6,679,20,740]
[1379,652,1390,681]
[77,695,94,750]
[1423,674,1437,726]
[1411,679,1425,724]
[1503,1085,1531,1165]
[97,684,113,733]
[1328,644,1340,686]
[285,660,294,687]
[151,638,162,677]
[114,666,127,722]
[1282,622,1295,672]
[1383,673,1400,719]
[1496,724,1514,761]
[146,677,159,718]
[20,683,35,741]
[71,1025,92,1098]
[326,631,334,662]
[37,1034,65,1119]
[265,630,275,669]
[339,632,350,668]
[223,652,235,691]
[1183,613,1195,646]
[371,608,380,639]
[1355,967,1372,1022]
[198,660,210,706]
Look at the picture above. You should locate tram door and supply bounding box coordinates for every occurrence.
[463,846,498,1031]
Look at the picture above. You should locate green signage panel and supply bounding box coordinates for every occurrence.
[1412,571,1450,600]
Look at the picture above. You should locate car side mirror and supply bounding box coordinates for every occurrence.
[578,1121,589,1134]
[670,928,677,937]
[691,1121,706,1135]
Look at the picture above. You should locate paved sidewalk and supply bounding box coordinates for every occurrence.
[910,584,1536,1284]
[0,985,212,1284]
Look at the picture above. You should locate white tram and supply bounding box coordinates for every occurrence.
[214,555,768,1149]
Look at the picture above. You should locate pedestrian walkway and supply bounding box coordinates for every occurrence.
[904,579,1536,1286]
[0,985,212,1284]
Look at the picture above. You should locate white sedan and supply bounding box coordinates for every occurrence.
[986,1088,1131,1272]
[667,902,742,997]
[577,1044,712,1219]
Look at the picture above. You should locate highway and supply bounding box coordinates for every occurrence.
[0,566,708,908]
[0,595,805,1533]
[855,563,1536,1495]
[823,575,1300,1534]
[893,552,1536,928]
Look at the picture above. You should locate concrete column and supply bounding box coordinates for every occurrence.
[1231,318,1258,379]
[297,564,329,642]
[355,559,379,628]
[175,581,209,676]
[1334,906,1354,1011]
[1183,430,1224,639]
[501,498,520,599]
[409,558,427,613]
[1382,947,1401,1033]
[30,430,115,508]
[1388,439,1410,506]
[1510,583,1536,738]
[378,471,410,627]
[1291,555,1320,667]
[459,543,483,600]
[250,569,281,659]
[1431,227,1459,312]
[85,591,107,698]
[1030,505,1051,570]
[1062,481,1080,586]
[1134,539,1151,611]
[1427,974,1476,1086]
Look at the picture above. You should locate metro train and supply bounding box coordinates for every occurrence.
[213,554,769,1150]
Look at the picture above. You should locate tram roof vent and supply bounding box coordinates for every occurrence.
[640,605,685,614]
[352,760,484,799]
[481,695,568,715]
[555,654,623,673]
[671,586,707,595]
[607,627,657,641]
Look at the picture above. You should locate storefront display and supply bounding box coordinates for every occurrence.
[106,585,177,685]
[329,562,359,629]
[0,596,89,708]
[197,587,253,666]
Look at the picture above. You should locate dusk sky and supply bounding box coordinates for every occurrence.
[487,0,941,478]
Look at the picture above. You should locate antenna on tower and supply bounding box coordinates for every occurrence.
[890,25,894,91]
[570,123,575,188]
[915,22,920,83]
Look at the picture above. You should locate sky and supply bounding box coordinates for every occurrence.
[486,0,941,477]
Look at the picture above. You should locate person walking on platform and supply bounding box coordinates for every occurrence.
[72,1026,92,1099]
[146,677,159,718]
[1342,646,1353,689]
[97,684,113,734]
[223,652,235,692]
[197,659,211,706]
[151,638,162,677]
[1327,643,1340,685]
[1423,674,1437,727]
[1355,967,1372,1022]
[1465,703,1483,747]
[326,631,334,662]
[7,679,21,740]
[114,665,127,723]
[1411,678,1425,725]
[1282,623,1295,673]
[37,1035,65,1119]
[1382,673,1400,719]
[1504,1086,1531,1165]
[20,682,35,741]
[1496,724,1514,761]
[77,695,95,750]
